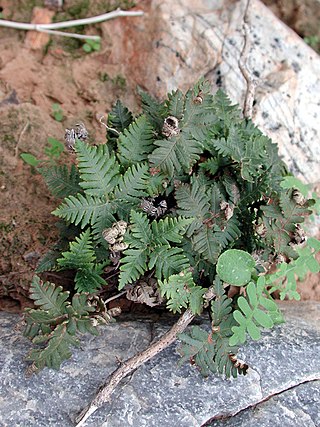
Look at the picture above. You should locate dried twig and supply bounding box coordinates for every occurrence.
[0,9,144,41]
[75,285,217,426]
[75,309,195,426]
[15,121,30,159]
[238,0,257,119]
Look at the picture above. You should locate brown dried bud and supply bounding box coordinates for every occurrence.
[111,242,129,252]
[102,227,118,244]
[162,116,180,138]
[193,90,204,104]
[292,189,305,205]
[255,223,267,238]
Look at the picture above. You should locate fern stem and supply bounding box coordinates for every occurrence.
[75,309,195,426]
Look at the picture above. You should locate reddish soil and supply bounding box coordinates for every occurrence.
[0,0,319,312]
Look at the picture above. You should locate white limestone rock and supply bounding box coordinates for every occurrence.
[103,0,320,182]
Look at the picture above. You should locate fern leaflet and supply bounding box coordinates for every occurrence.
[76,139,120,197]
[117,115,155,165]
[39,164,81,198]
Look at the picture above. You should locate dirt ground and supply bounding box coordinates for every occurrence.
[0,0,319,312]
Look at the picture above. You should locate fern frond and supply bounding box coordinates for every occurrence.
[149,132,203,177]
[127,210,153,246]
[214,216,241,249]
[118,248,148,289]
[57,230,95,270]
[192,226,222,263]
[114,162,150,204]
[175,177,210,236]
[39,164,81,198]
[117,115,154,165]
[158,271,205,314]
[166,89,185,119]
[74,265,106,293]
[151,216,193,245]
[36,250,60,273]
[75,140,120,197]
[29,276,69,315]
[27,323,79,370]
[52,193,109,228]
[139,88,167,131]
[108,99,133,133]
[148,246,190,280]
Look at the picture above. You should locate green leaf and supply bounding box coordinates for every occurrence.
[76,139,120,197]
[118,248,148,289]
[29,276,69,315]
[74,267,106,293]
[57,230,95,270]
[149,246,190,280]
[117,115,155,165]
[108,100,133,134]
[39,164,81,198]
[20,153,40,167]
[52,193,109,228]
[114,162,150,203]
[217,250,256,286]
[151,216,192,245]
[159,271,204,314]
[27,324,79,370]
[280,176,310,197]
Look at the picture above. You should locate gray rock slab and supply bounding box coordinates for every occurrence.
[0,301,319,427]
[103,0,320,183]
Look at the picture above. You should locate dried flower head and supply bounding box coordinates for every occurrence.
[162,116,180,138]
[65,122,88,152]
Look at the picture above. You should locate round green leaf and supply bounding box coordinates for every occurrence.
[216,249,256,286]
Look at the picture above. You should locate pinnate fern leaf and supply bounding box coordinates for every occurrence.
[108,99,133,133]
[76,139,120,197]
[29,276,69,314]
[117,115,155,165]
[149,246,190,280]
[27,323,79,370]
[74,266,106,293]
[57,230,95,270]
[52,193,108,228]
[158,270,204,314]
[149,132,203,177]
[39,164,81,198]
[114,162,150,204]
[118,248,148,289]
[151,216,193,245]
[175,177,210,236]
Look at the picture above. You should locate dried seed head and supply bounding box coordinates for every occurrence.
[102,227,119,244]
[113,220,127,236]
[65,122,88,152]
[193,90,203,104]
[275,254,286,264]
[111,242,129,252]
[293,224,306,244]
[64,128,76,152]
[255,223,267,238]
[292,189,305,205]
[75,122,89,141]
[162,116,180,138]
[220,200,229,210]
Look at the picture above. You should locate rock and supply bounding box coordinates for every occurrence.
[0,301,319,427]
[103,0,320,183]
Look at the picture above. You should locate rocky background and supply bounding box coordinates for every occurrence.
[0,1,319,425]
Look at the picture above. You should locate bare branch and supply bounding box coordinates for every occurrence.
[75,309,195,427]
[0,9,144,41]
[238,0,257,119]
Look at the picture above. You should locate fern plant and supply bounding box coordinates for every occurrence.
[24,79,320,379]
